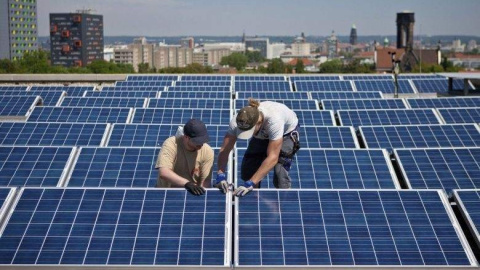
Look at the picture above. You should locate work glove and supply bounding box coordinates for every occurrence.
[214,173,229,193]
[233,180,255,197]
[184,182,205,196]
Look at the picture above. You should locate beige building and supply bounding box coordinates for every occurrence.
[193,49,231,66]
[153,46,193,69]
[291,42,311,56]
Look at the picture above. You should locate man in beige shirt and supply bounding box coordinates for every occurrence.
[156,119,214,195]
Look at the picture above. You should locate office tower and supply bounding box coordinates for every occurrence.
[350,24,357,45]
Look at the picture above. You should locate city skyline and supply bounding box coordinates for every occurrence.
[38,0,480,37]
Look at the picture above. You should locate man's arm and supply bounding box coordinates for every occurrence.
[249,138,283,185]
[159,167,190,187]
[217,134,237,174]
[200,147,214,188]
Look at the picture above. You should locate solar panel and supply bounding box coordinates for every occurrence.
[295,110,336,126]
[107,124,227,148]
[322,99,407,111]
[354,80,415,93]
[290,76,340,81]
[0,188,229,266]
[235,99,318,111]
[175,81,231,87]
[132,108,230,125]
[406,97,480,109]
[236,149,398,189]
[399,74,442,79]
[0,91,64,106]
[437,108,480,124]
[0,188,15,219]
[166,86,231,92]
[116,81,173,87]
[236,75,286,81]
[84,91,158,98]
[27,107,132,124]
[343,75,393,80]
[235,81,291,92]
[454,190,480,250]
[160,91,231,99]
[295,81,353,92]
[338,109,442,128]
[311,91,383,100]
[236,91,310,100]
[180,75,231,81]
[0,86,28,91]
[30,86,93,97]
[149,99,231,110]
[395,147,480,194]
[412,79,474,93]
[102,86,165,91]
[0,146,75,187]
[360,124,480,152]
[126,75,178,81]
[0,96,41,118]
[60,97,146,108]
[0,122,109,147]
[235,126,358,149]
[236,189,475,267]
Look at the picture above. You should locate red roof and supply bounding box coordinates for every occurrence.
[288,58,313,66]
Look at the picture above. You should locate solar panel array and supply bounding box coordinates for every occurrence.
[454,190,480,249]
[0,96,41,118]
[1,73,480,268]
[412,78,473,93]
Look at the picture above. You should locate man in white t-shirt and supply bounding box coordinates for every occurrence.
[214,98,300,197]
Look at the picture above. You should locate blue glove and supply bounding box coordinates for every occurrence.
[234,180,254,197]
[214,173,228,193]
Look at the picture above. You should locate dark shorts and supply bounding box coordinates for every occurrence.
[240,132,298,189]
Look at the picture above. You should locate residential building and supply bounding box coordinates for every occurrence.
[193,48,231,67]
[269,43,287,59]
[180,37,194,49]
[153,46,193,69]
[0,0,38,60]
[50,11,104,67]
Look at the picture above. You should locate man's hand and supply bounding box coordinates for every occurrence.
[184,182,205,196]
[233,180,255,197]
[214,173,229,193]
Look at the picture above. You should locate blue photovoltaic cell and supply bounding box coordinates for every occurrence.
[236,149,397,189]
[322,99,407,111]
[235,81,291,92]
[30,86,93,97]
[406,97,480,109]
[0,86,28,91]
[236,190,473,266]
[295,81,353,92]
[235,126,358,149]
[175,81,231,87]
[107,124,227,148]
[338,109,441,128]
[311,91,382,100]
[395,148,480,194]
[84,91,158,98]
[67,147,160,187]
[0,146,74,187]
[236,91,309,100]
[160,91,230,99]
[126,75,178,81]
[0,91,63,106]
[0,188,13,209]
[148,99,230,109]
[166,86,231,92]
[116,81,173,87]
[102,86,165,91]
[343,75,392,80]
[236,75,286,81]
[295,110,335,126]
[0,96,39,117]
[0,188,227,266]
[412,79,473,93]
[438,108,480,124]
[180,75,231,81]
[360,124,480,152]
[454,190,480,248]
[27,107,131,124]
[290,76,340,81]
[60,97,146,108]
[235,99,317,111]
[0,122,108,147]
[132,108,230,125]
[354,80,415,93]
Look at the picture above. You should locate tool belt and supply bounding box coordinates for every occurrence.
[280,125,300,159]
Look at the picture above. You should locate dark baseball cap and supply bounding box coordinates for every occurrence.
[183,119,210,145]
[236,105,260,140]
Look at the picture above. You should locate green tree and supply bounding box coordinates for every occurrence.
[267,58,287,73]
[440,57,462,72]
[343,59,375,73]
[220,53,248,71]
[87,60,134,74]
[245,51,265,63]
[294,59,305,74]
[0,59,21,73]
[17,50,50,73]
[319,59,343,73]
[138,63,151,73]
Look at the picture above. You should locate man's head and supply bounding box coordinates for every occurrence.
[183,119,210,151]
[236,98,261,140]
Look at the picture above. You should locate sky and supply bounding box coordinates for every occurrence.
[38,0,480,37]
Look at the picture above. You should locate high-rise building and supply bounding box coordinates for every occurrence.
[50,11,104,67]
[396,11,415,49]
[327,31,338,59]
[245,38,269,58]
[0,0,38,60]
[350,24,357,45]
